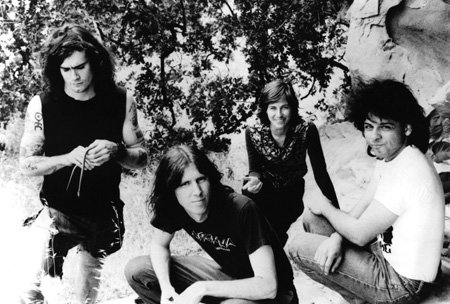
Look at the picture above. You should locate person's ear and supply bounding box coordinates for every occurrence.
[405,124,412,136]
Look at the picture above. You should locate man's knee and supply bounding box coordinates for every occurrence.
[285,231,329,272]
[124,256,156,287]
[285,234,309,264]
[78,250,104,269]
[302,209,335,236]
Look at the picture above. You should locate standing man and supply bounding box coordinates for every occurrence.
[125,145,298,304]
[287,80,444,304]
[19,24,148,304]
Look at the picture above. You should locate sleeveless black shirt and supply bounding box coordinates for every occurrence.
[40,87,126,220]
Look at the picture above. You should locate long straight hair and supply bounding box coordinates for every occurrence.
[148,145,225,221]
[257,79,301,126]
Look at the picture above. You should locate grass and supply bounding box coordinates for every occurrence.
[0,133,250,303]
[0,122,382,303]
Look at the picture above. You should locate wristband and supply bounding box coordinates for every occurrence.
[115,141,127,161]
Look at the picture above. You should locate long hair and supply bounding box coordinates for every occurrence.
[148,145,225,221]
[257,79,301,126]
[40,24,116,97]
[346,79,429,153]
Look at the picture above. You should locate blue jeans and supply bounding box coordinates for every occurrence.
[286,211,435,304]
[21,205,124,304]
[125,255,298,304]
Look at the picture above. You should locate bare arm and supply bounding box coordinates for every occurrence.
[310,176,379,273]
[119,91,148,169]
[317,199,397,246]
[19,96,87,176]
[176,245,277,304]
[86,91,148,169]
[347,175,378,219]
[310,174,396,246]
[149,228,178,304]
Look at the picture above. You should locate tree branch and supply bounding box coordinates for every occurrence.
[179,0,187,34]
[221,0,236,18]
[93,20,106,43]
[300,77,316,100]
[160,54,176,128]
[329,59,349,72]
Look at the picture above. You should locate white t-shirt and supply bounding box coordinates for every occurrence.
[374,146,444,282]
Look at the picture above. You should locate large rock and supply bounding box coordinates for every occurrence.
[345,0,450,112]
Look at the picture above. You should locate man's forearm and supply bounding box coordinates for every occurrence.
[321,204,366,246]
[118,146,148,169]
[149,244,174,294]
[20,155,70,176]
[189,275,277,301]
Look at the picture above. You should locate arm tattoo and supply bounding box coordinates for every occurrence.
[134,128,144,141]
[34,112,43,131]
[24,161,39,172]
[20,142,44,157]
[129,102,138,127]
[137,150,148,165]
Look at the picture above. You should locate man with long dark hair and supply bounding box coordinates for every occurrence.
[125,145,298,304]
[19,24,148,303]
[287,79,444,303]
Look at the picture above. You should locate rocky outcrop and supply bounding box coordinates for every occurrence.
[345,0,450,112]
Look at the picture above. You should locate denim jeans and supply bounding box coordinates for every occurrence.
[286,211,434,304]
[21,205,124,304]
[125,255,298,304]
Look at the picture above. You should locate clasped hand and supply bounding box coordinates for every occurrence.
[68,140,118,170]
[161,283,206,304]
[308,197,332,216]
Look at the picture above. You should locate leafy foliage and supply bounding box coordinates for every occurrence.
[0,0,349,155]
[0,1,41,125]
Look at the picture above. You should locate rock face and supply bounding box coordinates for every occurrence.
[345,0,450,112]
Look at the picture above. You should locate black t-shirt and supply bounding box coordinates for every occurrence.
[151,190,294,290]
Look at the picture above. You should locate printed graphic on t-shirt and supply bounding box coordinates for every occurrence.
[379,226,393,253]
[190,229,237,251]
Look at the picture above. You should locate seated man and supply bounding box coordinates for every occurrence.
[287,79,444,304]
[125,145,298,304]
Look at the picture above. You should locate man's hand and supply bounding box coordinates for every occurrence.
[314,233,343,275]
[242,176,263,194]
[67,146,94,170]
[174,282,206,304]
[85,139,118,168]
[160,285,179,304]
[308,198,332,216]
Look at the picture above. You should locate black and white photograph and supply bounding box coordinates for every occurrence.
[1,1,450,303]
